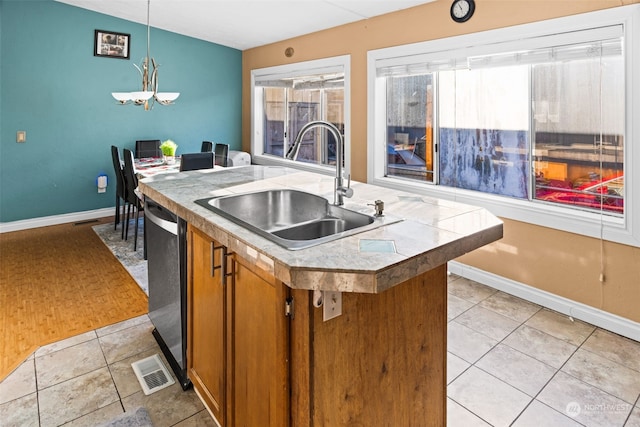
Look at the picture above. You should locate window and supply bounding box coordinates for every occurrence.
[438,65,531,200]
[251,56,350,174]
[369,6,640,246]
[531,50,624,214]
[386,74,436,182]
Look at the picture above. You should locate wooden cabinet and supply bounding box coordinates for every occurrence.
[187,226,226,424]
[187,225,290,427]
[227,255,290,426]
[187,225,447,427]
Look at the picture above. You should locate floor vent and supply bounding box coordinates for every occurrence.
[131,354,175,395]
[73,219,99,226]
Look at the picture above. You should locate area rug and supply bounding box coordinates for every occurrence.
[0,218,149,382]
[92,219,149,295]
[98,406,155,427]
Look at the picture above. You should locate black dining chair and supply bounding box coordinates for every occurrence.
[214,143,229,167]
[180,152,214,171]
[201,141,213,153]
[110,145,127,233]
[135,139,162,158]
[122,148,144,251]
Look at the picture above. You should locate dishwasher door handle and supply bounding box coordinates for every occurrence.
[146,203,178,235]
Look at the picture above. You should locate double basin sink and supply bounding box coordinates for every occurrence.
[196,189,397,250]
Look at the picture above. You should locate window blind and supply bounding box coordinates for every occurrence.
[376,24,623,77]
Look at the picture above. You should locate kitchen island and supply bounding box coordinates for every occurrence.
[139,165,502,426]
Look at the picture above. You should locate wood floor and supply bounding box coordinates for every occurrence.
[0,218,149,381]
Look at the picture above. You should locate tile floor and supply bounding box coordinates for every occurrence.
[1,274,639,426]
[0,314,214,427]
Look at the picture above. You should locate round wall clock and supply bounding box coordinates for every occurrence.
[450,0,475,23]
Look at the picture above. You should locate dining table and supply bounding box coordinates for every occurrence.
[132,157,181,200]
[134,157,181,179]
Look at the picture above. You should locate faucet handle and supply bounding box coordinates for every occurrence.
[340,174,354,198]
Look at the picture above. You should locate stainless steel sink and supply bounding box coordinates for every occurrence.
[195,189,397,250]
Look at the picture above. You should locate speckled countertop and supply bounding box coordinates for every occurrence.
[138,165,503,294]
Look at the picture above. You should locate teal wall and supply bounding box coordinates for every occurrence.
[0,0,242,222]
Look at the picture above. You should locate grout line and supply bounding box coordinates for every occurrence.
[33,357,42,427]
[447,395,495,426]
[100,333,127,416]
[507,341,583,425]
[622,395,640,425]
[577,331,640,375]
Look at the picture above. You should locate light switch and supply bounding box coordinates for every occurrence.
[16,131,26,143]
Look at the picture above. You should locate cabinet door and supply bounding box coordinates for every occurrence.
[187,225,226,425]
[227,254,290,427]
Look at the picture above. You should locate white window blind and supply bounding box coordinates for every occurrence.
[376,25,623,77]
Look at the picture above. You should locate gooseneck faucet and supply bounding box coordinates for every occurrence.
[286,120,353,206]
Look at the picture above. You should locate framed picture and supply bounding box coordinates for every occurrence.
[94,30,130,59]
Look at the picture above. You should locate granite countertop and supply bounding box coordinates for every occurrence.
[138,165,503,293]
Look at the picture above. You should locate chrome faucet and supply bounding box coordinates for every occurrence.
[286,120,353,206]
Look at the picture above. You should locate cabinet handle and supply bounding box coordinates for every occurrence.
[210,243,224,277]
[221,248,235,286]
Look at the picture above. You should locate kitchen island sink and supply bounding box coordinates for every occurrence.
[196,189,398,250]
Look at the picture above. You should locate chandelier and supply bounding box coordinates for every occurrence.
[111,0,179,110]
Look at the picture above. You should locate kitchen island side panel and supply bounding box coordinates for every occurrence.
[291,263,447,426]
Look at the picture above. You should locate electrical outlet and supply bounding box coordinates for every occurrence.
[322,291,342,321]
[16,131,26,143]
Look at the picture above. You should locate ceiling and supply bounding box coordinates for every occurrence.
[56,0,434,50]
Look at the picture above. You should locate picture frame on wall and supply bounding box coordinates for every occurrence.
[94,30,130,59]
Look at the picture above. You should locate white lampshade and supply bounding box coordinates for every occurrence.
[131,91,154,105]
[155,92,180,105]
[112,92,132,104]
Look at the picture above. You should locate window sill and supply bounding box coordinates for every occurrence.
[371,175,637,248]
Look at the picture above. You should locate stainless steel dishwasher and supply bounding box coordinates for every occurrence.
[145,198,191,390]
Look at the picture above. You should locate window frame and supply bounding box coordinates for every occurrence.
[251,55,351,177]
[367,5,640,247]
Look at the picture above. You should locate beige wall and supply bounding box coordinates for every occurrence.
[242,0,640,323]
[458,219,640,322]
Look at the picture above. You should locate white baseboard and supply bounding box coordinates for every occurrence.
[448,261,640,342]
[0,208,115,233]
